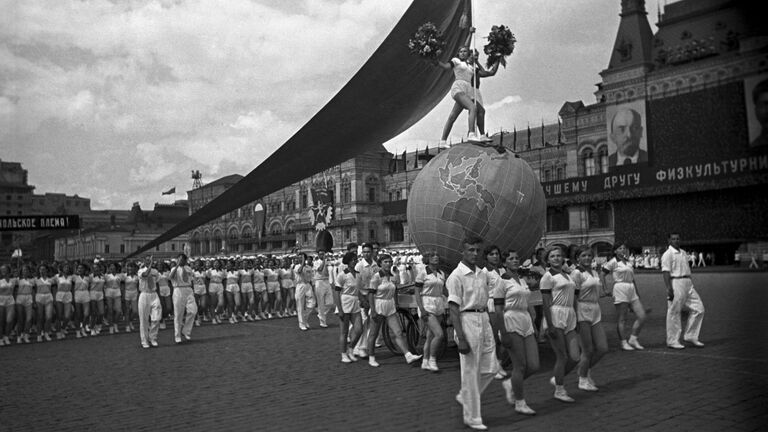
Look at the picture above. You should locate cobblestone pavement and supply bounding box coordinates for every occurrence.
[1,272,767,431]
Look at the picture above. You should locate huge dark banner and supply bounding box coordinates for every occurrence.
[0,215,80,231]
[542,154,768,198]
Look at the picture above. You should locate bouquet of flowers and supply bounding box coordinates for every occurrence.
[483,25,516,68]
[407,22,445,60]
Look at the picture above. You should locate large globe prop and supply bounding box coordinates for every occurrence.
[407,144,546,267]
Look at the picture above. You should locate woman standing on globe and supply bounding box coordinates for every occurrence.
[602,242,647,351]
[540,246,580,403]
[433,27,499,143]
[414,250,447,372]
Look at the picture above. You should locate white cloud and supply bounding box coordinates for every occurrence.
[485,95,523,111]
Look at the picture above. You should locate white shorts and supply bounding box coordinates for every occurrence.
[550,305,577,333]
[74,291,90,304]
[0,295,14,307]
[125,290,138,302]
[613,282,639,305]
[105,288,121,299]
[450,80,484,106]
[89,291,104,302]
[503,309,535,337]
[266,282,280,294]
[159,286,171,297]
[36,293,54,306]
[528,290,543,306]
[16,294,33,307]
[577,301,601,324]
[421,296,446,316]
[254,283,267,293]
[208,283,223,295]
[340,294,361,314]
[226,284,240,294]
[55,291,72,304]
[241,283,254,294]
[193,284,206,296]
[374,298,396,317]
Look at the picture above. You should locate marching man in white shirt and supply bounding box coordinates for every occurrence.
[661,233,705,349]
[448,236,498,431]
[170,253,197,344]
[137,256,161,349]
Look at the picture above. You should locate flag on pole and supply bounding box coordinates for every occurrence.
[513,126,517,151]
[558,118,562,145]
[413,148,419,169]
[541,119,545,147]
[402,151,407,172]
[527,123,531,150]
[162,187,176,195]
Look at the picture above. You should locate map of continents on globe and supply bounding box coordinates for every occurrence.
[437,146,505,238]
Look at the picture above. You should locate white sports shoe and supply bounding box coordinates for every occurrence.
[404,352,422,364]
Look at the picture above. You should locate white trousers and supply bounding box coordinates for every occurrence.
[138,292,161,344]
[314,280,334,325]
[666,278,705,345]
[457,312,498,426]
[173,287,197,340]
[295,283,314,327]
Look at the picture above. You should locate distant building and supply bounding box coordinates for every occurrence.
[53,201,190,262]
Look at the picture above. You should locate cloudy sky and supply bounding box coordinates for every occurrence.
[1,0,660,210]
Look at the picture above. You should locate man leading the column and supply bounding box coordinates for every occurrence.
[661,233,705,349]
[170,253,197,344]
[137,256,161,349]
[448,236,499,431]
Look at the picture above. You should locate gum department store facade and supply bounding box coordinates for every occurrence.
[188,0,766,263]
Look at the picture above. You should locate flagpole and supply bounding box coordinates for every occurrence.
[471,0,477,136]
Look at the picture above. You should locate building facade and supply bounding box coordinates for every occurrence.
[185,0,766,264]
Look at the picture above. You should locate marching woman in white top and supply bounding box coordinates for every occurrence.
[280,257,297,317]
[123,262,140,333]
[35,264,56,342]
[157,262,173,329]
[224,260,241,324]
[54,263,75,339]
[15,265,35,344]
[571,245,608,392]
[294,253,315,331]
[192,260,208,325]
[434,27,499,143]
[88,263,106,336]
[72,263,91,339]
[264,259,282,318]
[0,264,16,346]
[540,246,580,403]
[239,259,256,321]
[366,254,422,367]
[252,259,268,320]
[414,250,446,372]
[334,251,364,363]
[207,259,226,324]
[104,263,124,334]
[494,250,539,415]
[602,242,647,351]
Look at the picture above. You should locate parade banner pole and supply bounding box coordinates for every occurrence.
[471,0,477,135]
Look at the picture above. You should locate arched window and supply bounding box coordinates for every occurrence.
[269,222,283,236]
[202,230,211,255]
[365,176,379,202]
[588,202,613,229]
[546,207,569,232]
[597,146,609,174]
[341,178,351,204]
[212,229,223,254]
[368,221,377,242]
[556,165,565,180]
[582,149,595,176]
[285,220,295,234]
